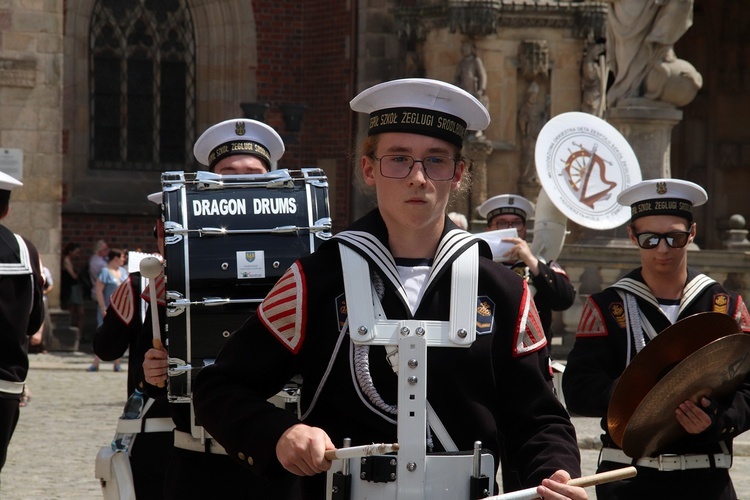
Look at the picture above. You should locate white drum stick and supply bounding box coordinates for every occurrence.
[140,256,165,387]
[486,466,637,500]
[324,443,399,461]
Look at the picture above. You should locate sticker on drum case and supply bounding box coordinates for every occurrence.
[236,251,266,279]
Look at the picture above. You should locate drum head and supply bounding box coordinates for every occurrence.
[534,112,642,230]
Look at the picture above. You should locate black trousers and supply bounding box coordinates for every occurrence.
[129,430,172,500]
[597,459,737,499]
[0,396,20,472]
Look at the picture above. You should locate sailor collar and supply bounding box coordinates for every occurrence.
[612,267,716,317]
[333,210,489,311]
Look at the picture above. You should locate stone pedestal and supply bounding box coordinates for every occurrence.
[49,309,80,352]
[605,102,683,180]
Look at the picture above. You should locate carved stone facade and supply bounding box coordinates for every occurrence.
[3,0,750,319]
[389,1,607,228]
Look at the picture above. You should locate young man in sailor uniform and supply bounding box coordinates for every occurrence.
[93,196,172,499]
[192,79,587,499]
[477,193,576,350]
[563,178,750,499]
[477,193,576,491]
[0,172,44,479]
[141,118,299,498]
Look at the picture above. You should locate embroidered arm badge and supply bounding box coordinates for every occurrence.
[258,262,306,353]
[513,281,547,356]
[110,277,135,325]
[734,296,750,333]
[576,297,608,337]
[139,272,166,307]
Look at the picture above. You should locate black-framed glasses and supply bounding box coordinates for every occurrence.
[634,229,692,249]
[374,155,458,181]
[489,220,525,230]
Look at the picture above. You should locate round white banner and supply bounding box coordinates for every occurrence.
[534,112,642,230]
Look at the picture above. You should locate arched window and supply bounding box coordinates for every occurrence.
[89,0,195,170]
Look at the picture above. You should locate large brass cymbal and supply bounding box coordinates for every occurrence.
[621,333,750,457]
[608,312,742,451]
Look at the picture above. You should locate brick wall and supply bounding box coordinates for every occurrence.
[62,214,158,271]
[253,0,355,231]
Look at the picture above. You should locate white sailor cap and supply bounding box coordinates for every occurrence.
[349,78,490,149]
[476,194,535,223]
[617,178,707,222]
[193,118,285,171]
[0,171,23,192]
[147,192,162,204]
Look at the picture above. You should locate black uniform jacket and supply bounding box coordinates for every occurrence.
[510,260,576,341]
[563,267,750,454]
[0,225,44,394]
[193,210,581,496]
[94,272,171,420]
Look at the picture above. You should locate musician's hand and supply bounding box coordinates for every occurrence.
[143,347,168,386]
[502,237,540,275]
[276,423,335,476]
[676,397,714,434]
[538,469,588,499]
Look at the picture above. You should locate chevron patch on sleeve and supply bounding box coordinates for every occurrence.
[576,297,608,337]
[140,272,166,307]
[110,277,135,325]
[513,281,547,357]
[258,262,307,353]
[735,296,750,333]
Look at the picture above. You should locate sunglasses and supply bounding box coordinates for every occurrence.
[633,228,692,249]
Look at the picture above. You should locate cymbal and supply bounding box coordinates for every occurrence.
[621,333,750,457]
[608,312,742,451]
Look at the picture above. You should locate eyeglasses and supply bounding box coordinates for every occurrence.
[633,229,692,249]
[374,155,458,181]
[489,220,525,230]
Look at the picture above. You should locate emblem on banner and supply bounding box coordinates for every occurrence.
[535,112,642,230]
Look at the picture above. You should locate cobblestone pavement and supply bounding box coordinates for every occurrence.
[1,352,750,499]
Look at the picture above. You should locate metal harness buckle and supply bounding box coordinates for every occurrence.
[657,453,685,471]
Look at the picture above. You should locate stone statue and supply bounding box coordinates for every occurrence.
[581,42,606,116]
[605,0,703,108]
[455,41,489,110]
[518,81,545,185]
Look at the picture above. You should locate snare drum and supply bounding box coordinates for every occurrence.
[161,168,331,401]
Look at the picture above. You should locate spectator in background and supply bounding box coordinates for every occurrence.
[60,242,86,337]
[89,248,128,372]
[28,262,53,355]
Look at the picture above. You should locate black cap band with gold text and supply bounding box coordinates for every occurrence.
[208,140,271,169]
[630,198,694,222]
[367,107,467,148]
[487,207,527,222]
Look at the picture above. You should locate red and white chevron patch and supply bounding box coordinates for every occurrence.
[576,297,607,337]
[513,281,547,357]
[110,277,135,325]
[140,272,166,307]
[258,262,306,353]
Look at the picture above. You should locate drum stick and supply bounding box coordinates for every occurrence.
[485,466,637,500]
[324,443,399,461]
[139,256,165,388]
